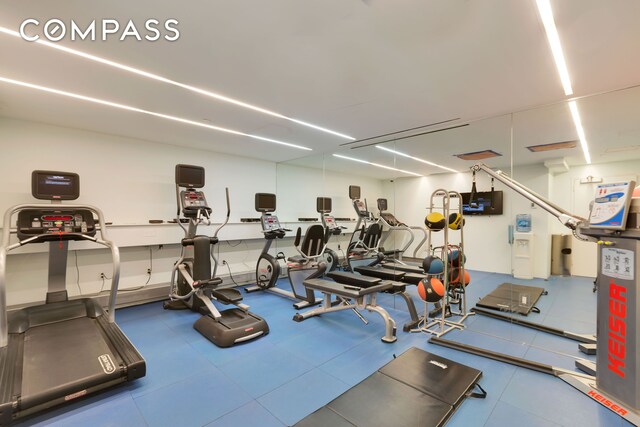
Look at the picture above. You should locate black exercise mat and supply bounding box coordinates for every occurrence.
[294,347,483,427]
[476,283,545,315]
[379,347,483,407]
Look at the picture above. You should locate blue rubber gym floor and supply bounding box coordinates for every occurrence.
[13,272,633,427]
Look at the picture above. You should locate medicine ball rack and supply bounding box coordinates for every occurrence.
[412,189,473,337]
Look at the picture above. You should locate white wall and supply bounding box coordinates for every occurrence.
[390,163,552,279]
[549,159,639,277]
[0,118,390,306]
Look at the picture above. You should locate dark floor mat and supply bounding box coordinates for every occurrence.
[476,283,545,315]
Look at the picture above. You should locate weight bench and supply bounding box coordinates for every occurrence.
[329,271,421,331]
[293,275,399,343]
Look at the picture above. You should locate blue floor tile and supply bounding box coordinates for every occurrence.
[274,322,367,365]
[14,391,145,427]
[128,341,216,398]
[134,366,252,427]
[500,368,625,427]
[116,301,165,323]
[205,401,285,427]
[217,344,314,398]
[318,336,398,386]
[257,368,351,426]
[484,401,561,427]
[188,329,276,366]
[15,273,623,427]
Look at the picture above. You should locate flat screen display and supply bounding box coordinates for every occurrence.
[256,193,276,212]
[317,197,332,213]
[175,164,205,188]
[461,190,503,215]
[349,185,361,200]
[31,171,79,200]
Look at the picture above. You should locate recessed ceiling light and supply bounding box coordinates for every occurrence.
[568,100,591,164]
[0,26,355,141]
[332,154,423,177]
[536,0,573,96]
[526,140,577,152]
[376,146,458,173]
[455,150,502,161]
[0,76,312,151]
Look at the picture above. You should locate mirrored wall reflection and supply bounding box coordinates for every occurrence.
[505,85,640,357]
[271,84,639,363]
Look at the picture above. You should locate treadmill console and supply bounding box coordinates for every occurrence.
[17,209,96,241]
[353,200,368,217]
[380,212,401,227]
[180,189,212,218]
[261,214,282,231]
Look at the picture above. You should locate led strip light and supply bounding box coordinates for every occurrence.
[332,154,423,177]
[0,76,312,151]
[0,26,355,141]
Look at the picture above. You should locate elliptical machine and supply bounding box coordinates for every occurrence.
[164,164,268,347]
[346,185,382,270]
[317,197,347,271]
[244,193,327,309]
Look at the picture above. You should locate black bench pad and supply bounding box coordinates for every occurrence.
[303,278,391,298]
[354,266,405,281]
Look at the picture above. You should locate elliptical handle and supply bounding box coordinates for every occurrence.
[213,187,231,238]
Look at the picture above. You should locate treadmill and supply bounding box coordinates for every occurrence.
[0,171,145,424]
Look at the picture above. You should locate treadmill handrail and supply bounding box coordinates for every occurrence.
[410,226,428,258]
[1,203,121,348]
[377,213,415,258]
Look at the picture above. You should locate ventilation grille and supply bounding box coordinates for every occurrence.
[455,150,502,161]
[526,140,577,152]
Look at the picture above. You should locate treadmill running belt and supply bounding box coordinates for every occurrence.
[22,317,120,405]
[476,283,546,315]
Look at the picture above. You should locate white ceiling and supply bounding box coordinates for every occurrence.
[1,0,640,167]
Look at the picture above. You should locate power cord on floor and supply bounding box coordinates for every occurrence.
[223,261,240,286]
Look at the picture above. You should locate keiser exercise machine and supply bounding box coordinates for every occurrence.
[431,163,640,425]
[164,165,268,347]
[245,193,326,309]
[317,197,347,271]
[0,171,145,424]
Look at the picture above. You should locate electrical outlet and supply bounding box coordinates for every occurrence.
[147,268,152,275]
[100,273,106,279]
[222,260,227,265]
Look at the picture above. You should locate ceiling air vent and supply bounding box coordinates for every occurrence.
[526,140,577,152]
[455,150,502,161]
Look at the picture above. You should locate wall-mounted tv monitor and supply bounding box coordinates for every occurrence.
[317,197,332,213]
[256,193,277,212]
[460,190,503,215]
[175,164,205,188]
[32,170,80,200]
